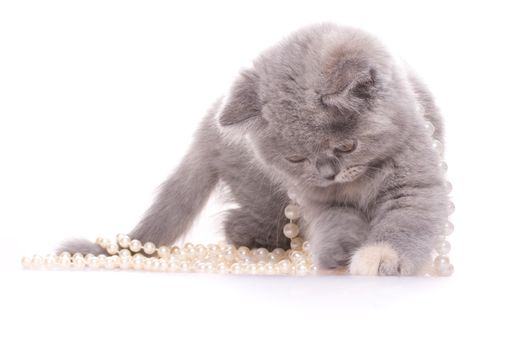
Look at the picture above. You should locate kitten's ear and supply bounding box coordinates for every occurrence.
[321,66,378,112]
[218,70,261,127]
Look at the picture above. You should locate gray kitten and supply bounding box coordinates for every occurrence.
[60,23,448,276]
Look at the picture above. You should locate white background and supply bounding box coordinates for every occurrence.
[1,0,524,349]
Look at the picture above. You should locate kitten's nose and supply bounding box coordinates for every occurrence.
[316,157,339,180]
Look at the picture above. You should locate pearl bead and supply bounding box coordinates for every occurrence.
[87,256,99,268]
[59,255,71,268]
[21,256,32,268]
[171,246,181,255]
[217,262,228,274]
[132,255,144,269]
[179,261,190,272]
[230,263,243,274]
[295,262,308,276]
[283,223,299,238]
[117,234,131,248]
[272,248,285,257]
[239,255,253,264]
[158,246,171,258]
[143,242,156,255]
[73,256,85,269]
[97,254,107,267]
[223,249,237,261]
[44,254,58,268]
[438,264,454,276]
[159,260,169,272]
[435,240,451,255]
[183,243,195,256]
[196,261,208,272]
[284,204,301,220]
[431,140,444,155]
[207,244,219,254]
[423,121,435,135]
[104,256,118,269]
[447,201,455,215]
[168,261,180,272]
[143,258,153,271]
[444,181,453,194]
[31,255,43,268]
[254,248,269,261]
[177,250,190,261]
[444,221,454,235]
[434,256,454,276]
[204,263,216,274]
[106,243,119,255]
[434,255,449,266]
[59,252,71,259]
[146,258,160,271]
[221,243,234,252]
[151,259,161,271]
[264,263,277,275]
[302,241,311,252]
[290,237,304,250]
[277,259,291,274]
[195,262,206,273]
[289,251,305,263]
[257,262,266,274]
[247,263,258,275]
[120,256,131,269]
[129,239,142,253]
[118,249,131,258]
[267,253,278,262]
[237,246,250,257]
[194,244,207,258]
[96,237,110,248]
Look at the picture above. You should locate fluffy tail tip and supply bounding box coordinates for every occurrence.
[56,238,106,255]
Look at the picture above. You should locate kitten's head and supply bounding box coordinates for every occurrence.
[217,23,417,189]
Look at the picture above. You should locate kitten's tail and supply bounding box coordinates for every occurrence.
[57,112,221,255]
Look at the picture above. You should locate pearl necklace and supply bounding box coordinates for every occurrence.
[21,121,454,276]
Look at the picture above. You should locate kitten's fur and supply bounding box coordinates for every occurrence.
[60,23,448,275]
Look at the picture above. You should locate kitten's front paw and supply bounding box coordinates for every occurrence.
[349,242,409,276]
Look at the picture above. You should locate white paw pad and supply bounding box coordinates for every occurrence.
[349,242,400,276]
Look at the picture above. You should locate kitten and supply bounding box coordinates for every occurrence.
[59,23,448,275]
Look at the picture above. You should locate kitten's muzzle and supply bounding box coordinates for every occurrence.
[315,157,340,180]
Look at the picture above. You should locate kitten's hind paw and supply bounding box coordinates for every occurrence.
[349,242,410,276]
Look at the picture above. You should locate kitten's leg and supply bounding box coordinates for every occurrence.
[57,115,220,254]
[223,202,290,251]
[127,151,219,246]
[349,185,447,276]
[306,207,369,270]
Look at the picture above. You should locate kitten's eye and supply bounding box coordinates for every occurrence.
[286,155,307,163]
[334,141,357,154]
[353,81,373,99]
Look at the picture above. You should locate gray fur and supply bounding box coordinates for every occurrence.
[58,23,448,275]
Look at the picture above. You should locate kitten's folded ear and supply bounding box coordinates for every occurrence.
[217,70,261,127]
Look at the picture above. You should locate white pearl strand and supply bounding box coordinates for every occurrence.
[22,122,453,276]
[21,185,317,274]
[21,225,316,275]
[425,120,455,277]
